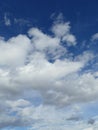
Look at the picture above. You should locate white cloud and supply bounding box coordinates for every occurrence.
[28,28,60,50]
[62,34,77,46]
[51,22,70,38]
[28,27,67,60]
[0,34,32,67]
[0,16,98,129]
[0,22,96,108]
[51,20,76,46]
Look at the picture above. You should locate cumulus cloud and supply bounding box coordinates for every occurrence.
[0,16,98,129]
[0,35,32,67]
[51,18,76,46]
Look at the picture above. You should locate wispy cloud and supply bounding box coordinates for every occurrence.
[4,13,11,26]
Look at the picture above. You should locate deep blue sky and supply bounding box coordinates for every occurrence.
[0,0,98,41]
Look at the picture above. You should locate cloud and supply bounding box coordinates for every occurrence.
[4,13,11,26]
[91,33,98,41]
[28,28,61,52]
[51,19,77,46]
[50,13,64,22]
[0,34,32,67]
[0,100,95,130]
[14,18,31,27]
[0,15,98,129]
[0,20,97,107]
[62,34,76,46]
[51,22,70,38]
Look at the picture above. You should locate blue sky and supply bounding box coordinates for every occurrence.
[0,0,98,39]
[0,0,98,130]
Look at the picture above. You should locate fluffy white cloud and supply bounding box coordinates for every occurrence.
[0,17,98,129]
[51,22,70,37]
[0,22,97,107]
[28,28,60,50]
[51,20,76,46]
[0,34,32,67]
[28,27,67,60]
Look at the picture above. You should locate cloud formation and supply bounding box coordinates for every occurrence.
[0,17,98,129]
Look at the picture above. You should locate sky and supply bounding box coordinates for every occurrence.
[0,0,98,130]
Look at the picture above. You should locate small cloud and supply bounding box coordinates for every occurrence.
[50,12,64,23]
[4,13,11,26]
[91,33,98,41]
[51,14,77,46]
[14,18,31,27]
[62,34,77,46]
